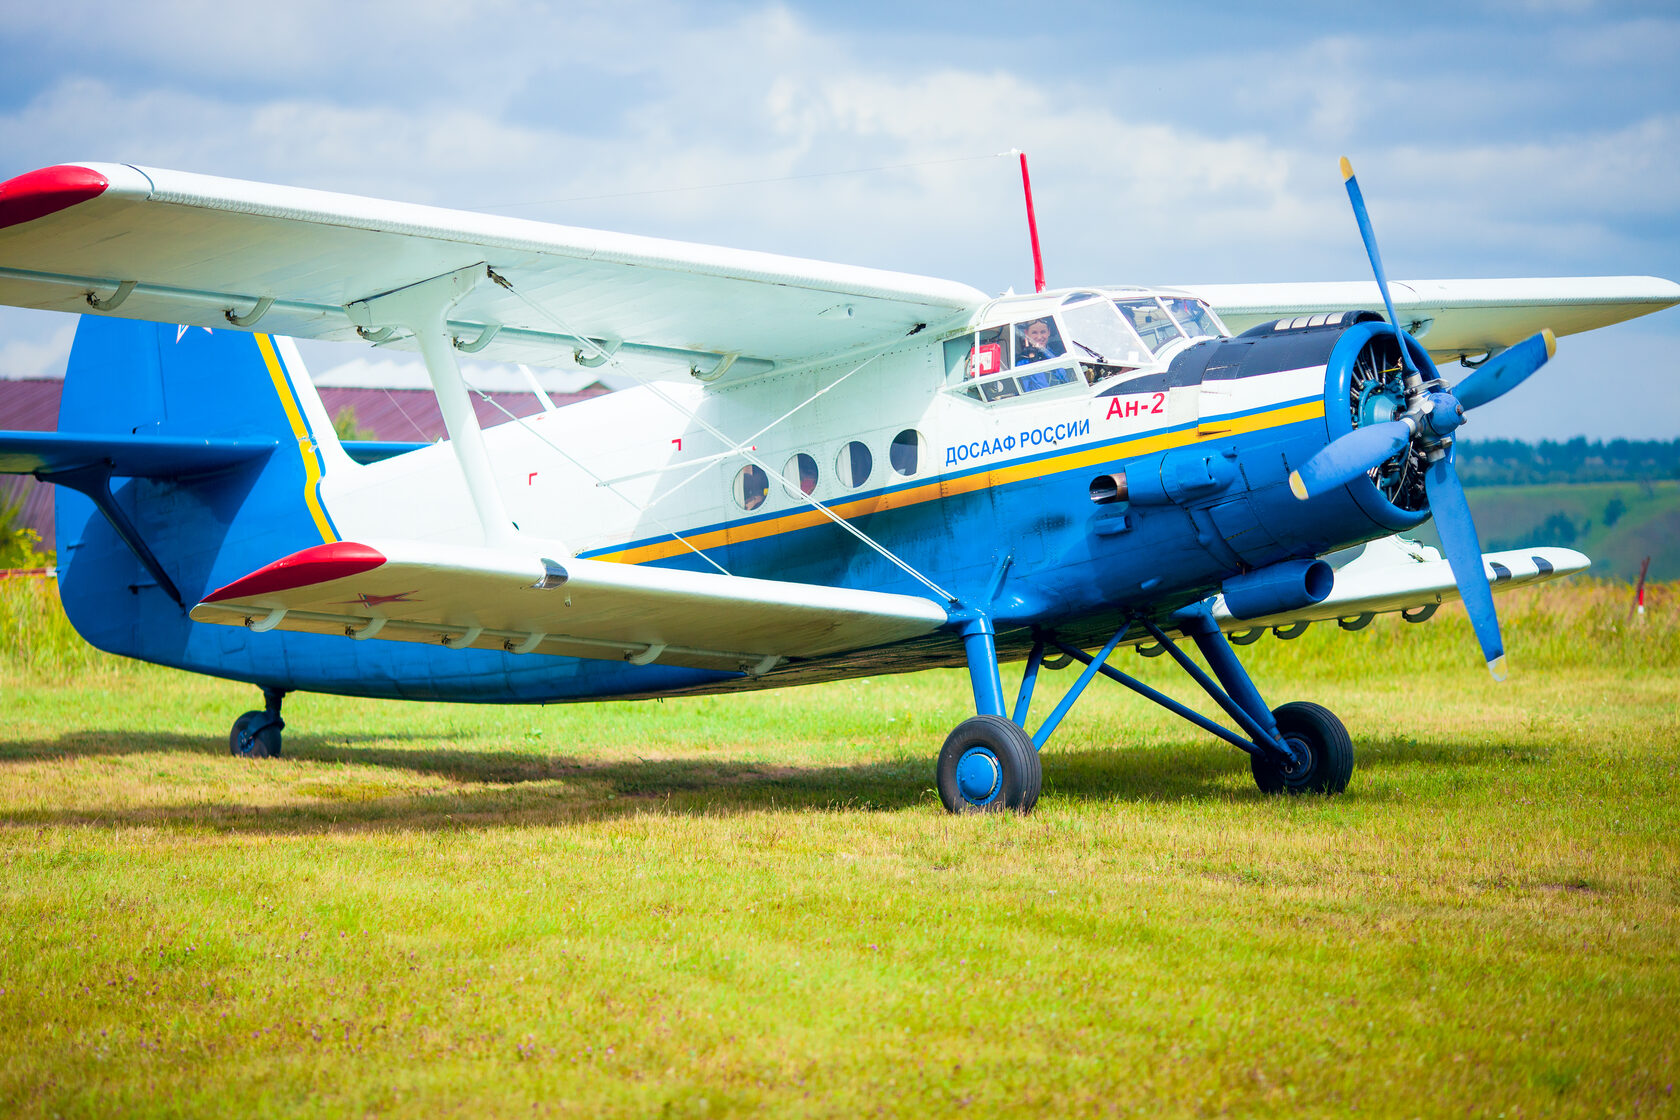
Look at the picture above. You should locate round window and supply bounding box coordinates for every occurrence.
[733,463,769,510]
[836,441,873,489]
[784,453,819,497]
[889,429,924,476]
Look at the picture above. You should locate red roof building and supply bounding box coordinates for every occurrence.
[1,379,609,549]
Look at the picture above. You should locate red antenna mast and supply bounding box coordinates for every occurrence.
[1017,150,1046,293]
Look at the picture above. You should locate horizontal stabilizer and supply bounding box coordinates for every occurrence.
[0,429,275,477]
[340,441,429,465]
[189,539,951,673]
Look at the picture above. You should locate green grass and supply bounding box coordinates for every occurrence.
[1,576,1677,1117]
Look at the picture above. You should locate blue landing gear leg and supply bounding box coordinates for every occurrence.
[938,617,1041,814]
[1170,608,1352,795]
[230,687,286,759]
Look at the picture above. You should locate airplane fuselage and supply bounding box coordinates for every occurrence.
[56,289,1423,704]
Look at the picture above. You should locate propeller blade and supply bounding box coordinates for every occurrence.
[1289,419,1412,500]
[1341,157,1418,378]
[1424,455,1507,680]
[1454,329,1556,411]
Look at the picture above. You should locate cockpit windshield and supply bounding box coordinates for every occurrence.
[943,292,1227,400]
[1061,294,1152,371]
[1159,297,1221,341]
[1113,297,1185,352]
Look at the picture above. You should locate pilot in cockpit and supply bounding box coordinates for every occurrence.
[1016,319,1063,365]
[1016,318,1075,391]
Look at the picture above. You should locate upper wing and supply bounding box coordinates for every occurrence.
[1180,277,1680,359]
[187,539,951,673]
[0,163,986,384]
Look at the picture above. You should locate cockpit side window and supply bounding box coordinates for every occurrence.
[945,317,1082,403]
[1014,318,1064,365]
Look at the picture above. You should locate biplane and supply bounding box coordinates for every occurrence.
[1,159,1674,812]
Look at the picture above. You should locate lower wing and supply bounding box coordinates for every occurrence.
[188,539,951,675]
[1208,534,1588,635]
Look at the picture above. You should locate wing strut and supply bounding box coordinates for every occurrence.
[345,264,535,553]
[488,269,960,606]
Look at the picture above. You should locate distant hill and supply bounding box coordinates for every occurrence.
[1406,439,1679,581]
[1410,479,1678,582]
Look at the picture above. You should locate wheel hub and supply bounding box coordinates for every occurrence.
[955,747,1002,805]
[1280,734,1313,776]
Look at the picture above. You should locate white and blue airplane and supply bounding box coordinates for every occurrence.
[0,160,1675,812]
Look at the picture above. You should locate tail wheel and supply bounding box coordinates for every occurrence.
[230,710,282,758]
[1251,701,1352,795]
[936,715,1041,814]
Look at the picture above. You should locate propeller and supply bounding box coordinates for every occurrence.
[1287,158,1559,679]
[1454,327,1556,410]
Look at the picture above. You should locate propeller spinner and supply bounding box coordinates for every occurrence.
[1289,159,1559,680]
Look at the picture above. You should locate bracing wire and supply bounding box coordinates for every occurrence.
[457,374,734,577]
[489,270,959,605]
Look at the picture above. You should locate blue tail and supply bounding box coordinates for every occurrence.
[8,315,724,704]
[48,317,339,677]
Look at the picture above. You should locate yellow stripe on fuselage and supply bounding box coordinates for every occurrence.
[254,333,337,543]
[590,398,1324,565]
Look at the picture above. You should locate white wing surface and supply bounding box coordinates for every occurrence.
[0,162,986,383]
[187,539,950,673]
[1182,277,1680,360]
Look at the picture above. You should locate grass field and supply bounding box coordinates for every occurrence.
[1,575,1676,1117]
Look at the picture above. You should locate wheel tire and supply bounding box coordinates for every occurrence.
[229,711,283,759]
[936,715,1041,815]
[1251,701,1352,795]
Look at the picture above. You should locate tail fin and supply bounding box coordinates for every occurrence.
[49,317,347,670]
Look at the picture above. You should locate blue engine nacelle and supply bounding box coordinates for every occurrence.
[1086,310,1435,598]
[1221,559,1334,620]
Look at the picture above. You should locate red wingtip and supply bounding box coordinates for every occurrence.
[0,164,110,230]
[201,541,386,604]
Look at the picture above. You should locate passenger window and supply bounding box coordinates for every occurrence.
[889,430,924,476]
[734,463,769,510]
[836,441,873,488]
[784,452,818,496]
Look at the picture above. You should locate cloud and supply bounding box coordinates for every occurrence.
[0,316,73,379]
[0,2,1674,438]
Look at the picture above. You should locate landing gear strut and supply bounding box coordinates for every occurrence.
[935,603,1354,814]
[936,616,1042,814]
[230,686,286,758]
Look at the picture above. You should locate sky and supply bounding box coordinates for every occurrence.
[1,0,1676,439]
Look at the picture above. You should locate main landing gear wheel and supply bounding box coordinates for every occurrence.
[1251,701,1352,795]
[229,710,283,758]
[936,715,1041,815]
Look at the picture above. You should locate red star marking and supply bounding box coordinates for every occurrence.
[337,590,420,607]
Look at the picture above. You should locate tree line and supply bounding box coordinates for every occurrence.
[1455,437,1680,486]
